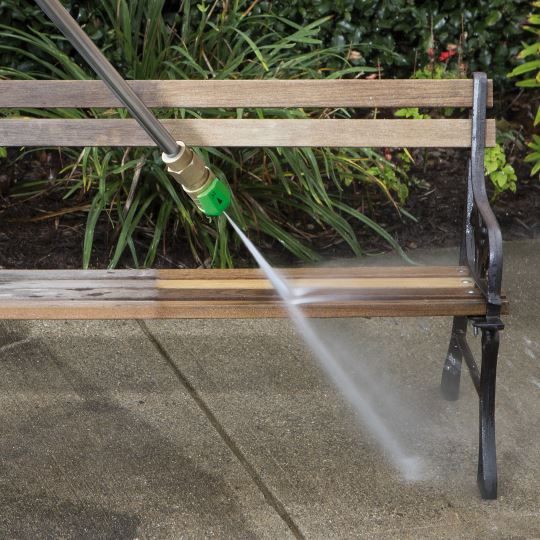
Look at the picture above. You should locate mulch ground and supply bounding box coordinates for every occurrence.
[1,151,537,270]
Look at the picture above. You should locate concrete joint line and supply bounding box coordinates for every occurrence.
[137,320,305,539]
[0,337,33,352]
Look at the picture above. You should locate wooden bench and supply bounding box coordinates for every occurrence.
[0,74,506,498]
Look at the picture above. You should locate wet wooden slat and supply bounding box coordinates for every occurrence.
[0,298,507,319]
[158,266,472,279]
[155,276,471,290]
[0,289,484,302]
[0,118,497,148]
[0,79,494,109]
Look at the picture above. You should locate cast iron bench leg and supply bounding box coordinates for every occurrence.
[441,316,468,400]
[477,327,499,499]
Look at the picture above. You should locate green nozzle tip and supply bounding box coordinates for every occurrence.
[197,178,231,216]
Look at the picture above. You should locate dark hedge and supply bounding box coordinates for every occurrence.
[0,0,531,84]
[262,0,531,84]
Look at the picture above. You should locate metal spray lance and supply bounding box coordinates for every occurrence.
[34,0,231,217]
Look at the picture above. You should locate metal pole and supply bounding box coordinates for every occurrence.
[34,0,232,216]
[34,0,180,157]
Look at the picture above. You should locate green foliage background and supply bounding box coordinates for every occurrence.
[0,0,415,269]
[0,0,532,269]
[0,0,530,82]
[267,0,530,83]
[508,1,540,179]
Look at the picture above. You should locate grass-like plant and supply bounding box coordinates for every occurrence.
[508,1,540,179]
[0,0,413,268]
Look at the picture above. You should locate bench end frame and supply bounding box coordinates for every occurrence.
[441,72,503,500]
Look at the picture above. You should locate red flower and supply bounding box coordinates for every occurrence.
[438,50,457,62]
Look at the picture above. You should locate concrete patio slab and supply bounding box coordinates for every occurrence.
[0,240,538,538]
[0,320,291,538]
[145,241,540,539]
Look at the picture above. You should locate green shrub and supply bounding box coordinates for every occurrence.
[394,60,518,198]
[0,0,531,83]
[484,144,517,198]
[267,0,530,83]
[525,134,540,178]
[508,1,540,180]
[0,0,413,268]
[0,1,103,76]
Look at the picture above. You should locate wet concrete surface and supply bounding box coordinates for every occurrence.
[0,240,539,538]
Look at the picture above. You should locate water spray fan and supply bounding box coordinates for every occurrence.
[34,0,231,217]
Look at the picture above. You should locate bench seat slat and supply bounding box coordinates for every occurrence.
[0,118,497,148]
[0,267,508,319]
[0,79,494,109]
[0,299,500,319]
[0,289,494,302]
[0,276,475,290]
[0,266,473,281]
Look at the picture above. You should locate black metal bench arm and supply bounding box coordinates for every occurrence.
[466,72,503,320]
[443,73,504,499]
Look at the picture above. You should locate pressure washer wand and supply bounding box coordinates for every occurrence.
[34,0,231,216]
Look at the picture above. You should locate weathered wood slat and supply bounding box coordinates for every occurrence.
[0,279,156,290]
[0,79,494,108]
[0,269,157,281]
[0,267,508,320]
[0,266,472,281]
[0,119,497,147]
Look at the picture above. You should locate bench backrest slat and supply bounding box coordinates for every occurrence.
[0,118,497,148]
[0,79,494,109]
[0,78,495,148]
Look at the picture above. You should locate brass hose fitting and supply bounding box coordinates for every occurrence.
[162,142,231,216]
